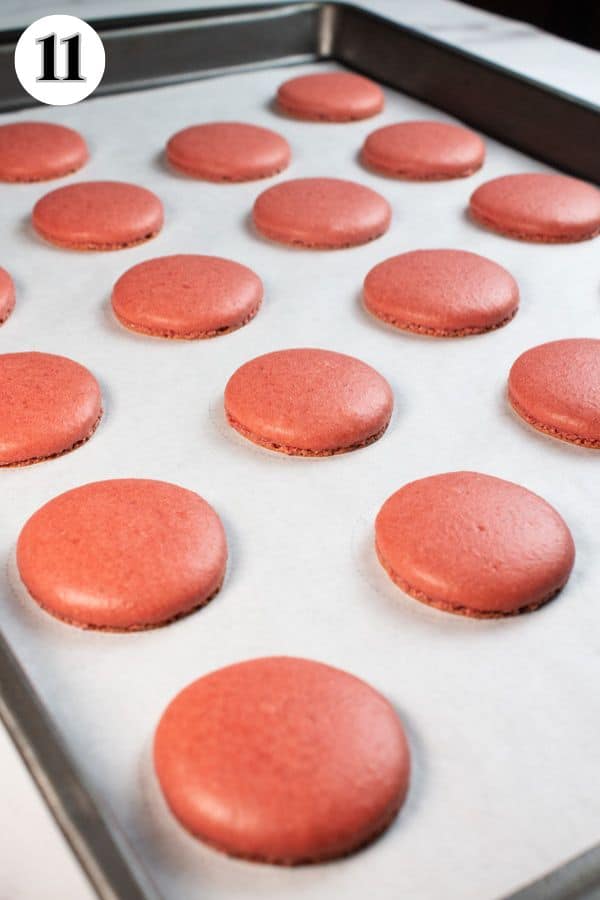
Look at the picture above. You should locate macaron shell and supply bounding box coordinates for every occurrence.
[0,267,15,324]
[375,471,575,617]
[17,479,227,631]
[253,177,391,249]
[508,338,600,447]
[363,249,519,336]
[0,352,102,466]
[166,122,291,181]
[469,173,600,242]
[0,122,88,182]
[32,181,164,250]
[362,121,485,180]
[154,656,410,864]
[276,72,384,121]
[112,254,263,339]
[225,348,393,455]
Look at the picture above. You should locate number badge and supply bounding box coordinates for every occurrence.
[15,15,105,105]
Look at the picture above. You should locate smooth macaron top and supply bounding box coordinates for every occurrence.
[375,471,575,617]
[469,173,600,242]
[225,348,393,455]
[166,122,291,181]
[364,249,519,336]
[0,267,16,324]
[253,177,391,248]
[0,122,88,182]
[32,180,164,250]
[362,120,485,180]
[276,72,384,121]
[112,254,263,338]
[0,351,102,466]
[508,338,600,447]
[17,478,227,631]
[154,656,410,863]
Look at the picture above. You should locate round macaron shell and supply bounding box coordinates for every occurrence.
[166,122,291,181]
[0,267,16,324]
[363,249,519,336]
[508,338,600,447]
[32,181,164,250]
[17,479,227,631]
[0,122,88,182]
[375,471,575,617]
[361,121,485,180]
[225,348,393,455]
[0,352,102,466]
[277,72,384,121]
[112,255,263,339]
[154,656,410,863]
[253,177,391,248]
[469,173,600,242]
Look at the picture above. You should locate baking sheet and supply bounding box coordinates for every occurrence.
[1,59,599,900]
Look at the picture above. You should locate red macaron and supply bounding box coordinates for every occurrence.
[376,471,575,617]
[154,656,410,864]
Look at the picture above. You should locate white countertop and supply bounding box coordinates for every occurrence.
[0,3,598,899]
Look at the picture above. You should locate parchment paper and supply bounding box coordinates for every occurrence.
[1,59,599,900]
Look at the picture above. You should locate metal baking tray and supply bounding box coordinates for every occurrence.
[0,4,599,900]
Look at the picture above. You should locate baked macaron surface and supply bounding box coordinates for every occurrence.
[32,181,164,250]
[0,267,15,325]
[253,177,391,248]
[363,249,519,336]
[276,71,384,121]
[375,472,574,617]
[469,173,600,242]
[361,121,485,180]
[166,122,290,181]
[154,656,410,864]
[0,352,102,466]
[0,122,88,182]
[225,348,393,455]
[509,338,600,447]
[112,254,263,339]
[17,479,227,631]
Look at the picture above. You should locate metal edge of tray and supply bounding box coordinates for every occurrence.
[0,631,163,900]
[507,845,600,900]
[0,4,598,900]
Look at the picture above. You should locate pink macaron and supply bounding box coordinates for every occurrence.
[469,173,600,242]
[253,177,391,249]
[362,120,485,180]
